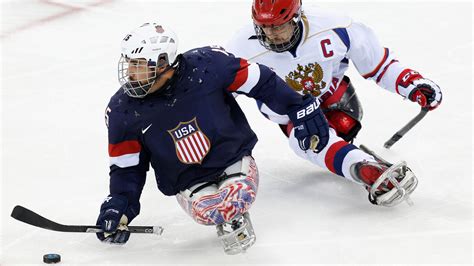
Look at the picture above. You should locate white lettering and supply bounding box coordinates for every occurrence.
[296,102,318,119]
[105,107,111,128]
[402,71,417,82]
[211,47,229,56]
[174,125,198,139]
[103,196,112,203]
[297,110,305,119]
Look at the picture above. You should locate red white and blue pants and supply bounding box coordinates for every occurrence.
[176,156,259,225]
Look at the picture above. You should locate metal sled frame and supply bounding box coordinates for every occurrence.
[216,212,256,255]
[368,161,418,207]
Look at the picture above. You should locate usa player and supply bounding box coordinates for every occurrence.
[226,0,442,206]
[96,22,329,254]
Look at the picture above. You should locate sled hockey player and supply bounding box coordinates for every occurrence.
[96,22,329,254]
[226,0,442,207]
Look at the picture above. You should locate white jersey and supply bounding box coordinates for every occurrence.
[224,7,421,184]
[226,7,409,124]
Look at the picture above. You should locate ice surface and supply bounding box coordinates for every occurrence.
[1,1,472,265]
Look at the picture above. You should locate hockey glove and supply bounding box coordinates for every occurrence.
[96,194,131,245]
[288,94,329,153]
[397,69,442,110]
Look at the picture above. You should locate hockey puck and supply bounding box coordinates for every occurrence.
[43,254,61,264]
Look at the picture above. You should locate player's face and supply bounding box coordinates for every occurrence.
[127,59,156,86]
[147,66,175,94]
[262,20,295,45]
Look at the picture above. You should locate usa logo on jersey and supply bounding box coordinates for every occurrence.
[167,118,211,164]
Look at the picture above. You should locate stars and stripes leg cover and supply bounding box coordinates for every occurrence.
[176,156,259,225]
[289,127,377,183]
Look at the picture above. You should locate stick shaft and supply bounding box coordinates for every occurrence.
[10,205,163,235]
[384,107,429,149]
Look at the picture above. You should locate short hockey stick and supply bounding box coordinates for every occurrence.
[384,107,429,149]
[11,205,163,235]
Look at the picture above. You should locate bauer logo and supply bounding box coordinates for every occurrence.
[296,102,319,119]
[167,118,211,164]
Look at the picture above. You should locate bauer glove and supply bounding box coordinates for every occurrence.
[397,69,442,110]
[288,94,329,153]
[96,194,131,244]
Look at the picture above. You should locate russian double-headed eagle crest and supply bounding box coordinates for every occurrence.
[285,62,326,96]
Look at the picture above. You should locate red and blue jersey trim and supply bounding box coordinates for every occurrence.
[363,48,389,79]
[325,141,358,176]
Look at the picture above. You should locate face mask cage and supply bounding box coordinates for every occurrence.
[254,8,302,53]
[118,56,157,98]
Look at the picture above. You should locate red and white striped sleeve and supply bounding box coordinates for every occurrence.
[212,48,303,115]
[226,58,261,94]
[347,22,410,95]
[108,140,141,168]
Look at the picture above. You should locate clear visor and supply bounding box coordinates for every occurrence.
[118,56,157,98]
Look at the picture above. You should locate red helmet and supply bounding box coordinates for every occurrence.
[252,0,302,52]
[252,0,301,27]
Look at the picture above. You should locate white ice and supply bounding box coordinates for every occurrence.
[1,1,472,265]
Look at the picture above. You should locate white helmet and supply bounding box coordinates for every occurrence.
[118,22,179,98]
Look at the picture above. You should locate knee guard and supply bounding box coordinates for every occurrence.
[176,156,259,225]
[322,76,363,142]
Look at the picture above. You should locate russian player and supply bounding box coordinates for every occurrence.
[226,0,442,206]
[96,22,329,254]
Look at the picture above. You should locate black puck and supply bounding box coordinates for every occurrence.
[43,253,61,264]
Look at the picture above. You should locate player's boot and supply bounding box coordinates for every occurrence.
[351,160,418,207]
[216,212,256,255]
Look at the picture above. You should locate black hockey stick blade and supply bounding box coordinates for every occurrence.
[384,107,429,149]
[11,205,163,235]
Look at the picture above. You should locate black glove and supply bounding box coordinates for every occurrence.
[96,194,131,245]
[288,94,330,153]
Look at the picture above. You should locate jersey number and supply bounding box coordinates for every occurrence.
[210,45,229,56]
[321,39,334,58]
[105,107,111,128]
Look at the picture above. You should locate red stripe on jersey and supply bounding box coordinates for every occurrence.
[321,79,348,108]
[324,141,347,174]
[108,140,141,157]
[363,48,389,79]
[227,59,250,92]
[376,59,398,83]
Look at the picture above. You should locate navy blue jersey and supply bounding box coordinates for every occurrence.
[105,46,303,216]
